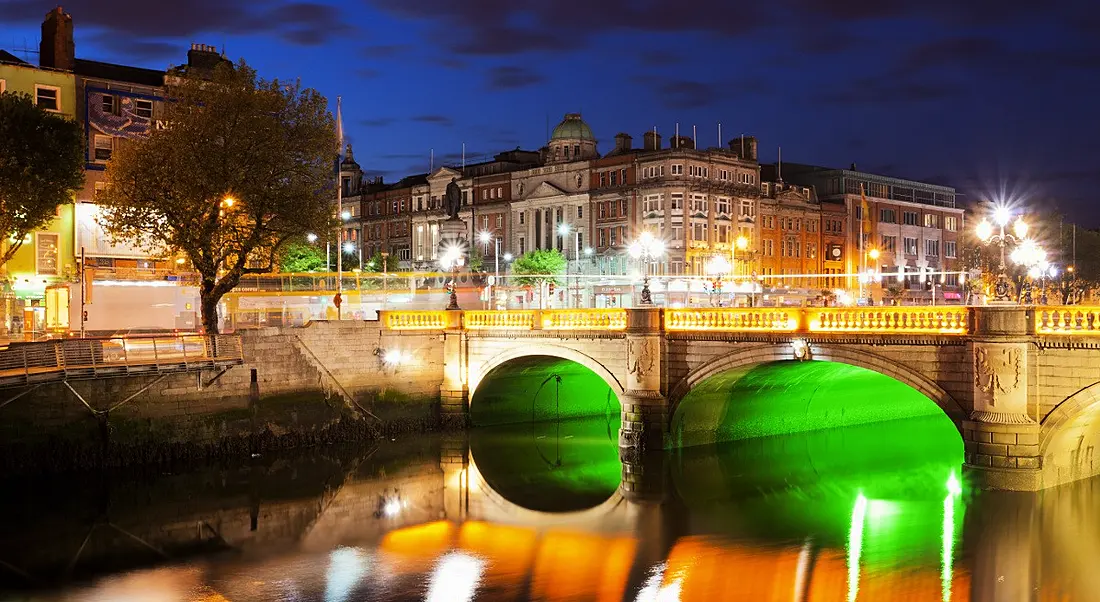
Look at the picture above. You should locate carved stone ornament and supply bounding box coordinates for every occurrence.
[974,346,1021,406]
[628,339,655,377]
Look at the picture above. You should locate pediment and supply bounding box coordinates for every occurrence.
[775,189,809,202]
[428,166,462,182]
[524,181,569,200]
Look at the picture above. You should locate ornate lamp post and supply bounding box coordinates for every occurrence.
[1010,239,1047,305]
[439,244,465,310]
[628,231,665,306]
[976,208,1029,303]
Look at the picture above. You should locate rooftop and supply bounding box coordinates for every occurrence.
[74,58,165,88]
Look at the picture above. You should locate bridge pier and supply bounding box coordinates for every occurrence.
[964,306,1043,491]
[619,308,669,461]
[440,311,469,429]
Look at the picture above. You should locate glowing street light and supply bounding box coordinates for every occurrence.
[439,243,465,310]
[976,206,1030,302]
[306,233,318,243]
[868,247,880,261]
[341,210,351,221]
[628,231,665,305]
[343,242,355,254]
[222,195,235,207]
[503,253,513,262]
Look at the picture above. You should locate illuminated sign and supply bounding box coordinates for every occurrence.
[74,203,164,259]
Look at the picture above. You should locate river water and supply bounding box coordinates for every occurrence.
[0,412,1096,602]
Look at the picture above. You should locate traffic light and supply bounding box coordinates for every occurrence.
[548,282,555,295]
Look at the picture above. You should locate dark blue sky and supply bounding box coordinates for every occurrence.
[4,0,1099,224]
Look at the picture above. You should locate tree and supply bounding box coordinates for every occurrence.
[511,249,566,308]
[0,92,84,269]
[99,60,337,333]
[278,239,327,273]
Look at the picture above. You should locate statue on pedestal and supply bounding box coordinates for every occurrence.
[444,178,462,221]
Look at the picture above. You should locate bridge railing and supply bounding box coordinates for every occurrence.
[0,334,244,387]
[380,306,975,335]
[1033,306,1100,335]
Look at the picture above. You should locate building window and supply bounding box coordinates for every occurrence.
[924,239,940,257]
[102,94,117,114]
[944,216,959,232]
[497,186,503,198]
[94,135,113,161]
[807,242,817,259]
[496,214,503,228]
[609,171,618,186]
[671,164,683,175]
[924,213,939,228]
[35,85,60,112]
[903,211,918,226]
[880,208,896,223]
[133,98,153,119]
[881,235,897,253]
[518,211,525,225]
[577,205,583,219]
[716,198,730,215]
[945,240,957,258]
[904,237,918,255]
[670,194,683,211]
[482,190,487,200]
[36,232,59,276]
[763,239,774,257]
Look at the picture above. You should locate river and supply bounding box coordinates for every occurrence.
[0,412,1096,601]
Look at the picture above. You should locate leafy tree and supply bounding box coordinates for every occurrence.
[511,249,566,308]
[468,242,484,272]
[99,60,337,333]
[511,249,566,286]
[0,92,84,269]
[361,250,386,272]
[279,239,327,272]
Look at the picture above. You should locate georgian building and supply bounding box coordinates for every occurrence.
[774,163,965,301]
[756,181,822,290]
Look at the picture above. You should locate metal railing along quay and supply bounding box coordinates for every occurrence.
[0,334,244,389]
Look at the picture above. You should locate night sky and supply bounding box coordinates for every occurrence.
[3,0,1099,225]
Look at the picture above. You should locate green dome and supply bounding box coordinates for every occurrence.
[551,113,595,141]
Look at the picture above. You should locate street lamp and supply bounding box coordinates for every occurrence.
[306,233,318,243]
[439,243,465,310]
[478,230,501,309]
[557,223,575,307]
[628,231,665,306]
[976,207,1029,302]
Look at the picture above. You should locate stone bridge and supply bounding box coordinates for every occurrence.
[381,305,1100,492]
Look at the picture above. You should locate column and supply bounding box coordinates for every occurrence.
[964,306,1042,491]
[619,307,668,461]
[440,310,468,429]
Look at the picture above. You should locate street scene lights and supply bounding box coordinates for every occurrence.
[439,244,465,310]
[976,208,1029,302]
[479,231,501,309]
[1010,239,1049,304]
[628,231,665,306]
[557,223,575,307]
[306,233,318,243]
[706,255,731,306]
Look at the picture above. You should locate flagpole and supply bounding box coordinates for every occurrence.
[335,96,343,320]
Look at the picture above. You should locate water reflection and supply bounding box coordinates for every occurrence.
[2,418,1099,601]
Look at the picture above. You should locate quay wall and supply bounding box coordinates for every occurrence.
[0,321,446,473]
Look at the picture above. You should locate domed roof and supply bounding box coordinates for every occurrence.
[550,113,595,141]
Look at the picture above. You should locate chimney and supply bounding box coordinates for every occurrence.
[613,133,632,152]
[187,43,228,73]
[850,163,858,171]
[670,135,694,150]
[40,7,75,70]
[643,131,662,151]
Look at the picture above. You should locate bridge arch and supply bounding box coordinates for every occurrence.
[668,342,966,423]
[1039,381,1100,487]
[468,344,625,402]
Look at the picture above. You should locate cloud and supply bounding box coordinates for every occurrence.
[0,0,351,64]
[361,44,412,58]
[639,50,683,66]
[822,78,956,104]
[361,117,397,127]
[486,65,544,90]
[411,114,454,126]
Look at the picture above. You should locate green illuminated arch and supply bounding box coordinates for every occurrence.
[468,355,623,512]
[671,359,963,449]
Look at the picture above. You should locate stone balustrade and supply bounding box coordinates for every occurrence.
[665,308,799,332]
[381,306,971,335]
[807,307,969,335]
[1034,306,1100,335]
